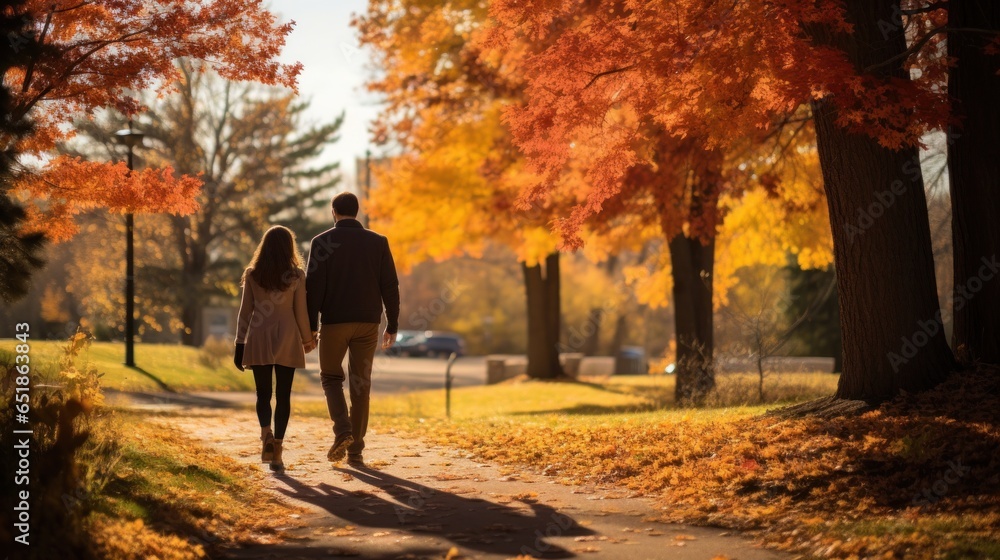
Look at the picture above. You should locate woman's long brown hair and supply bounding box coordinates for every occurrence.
[242,226,303,292]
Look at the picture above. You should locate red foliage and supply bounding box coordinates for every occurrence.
[5,0,302,238]
[18,157,202,240]
[484,0,950,240]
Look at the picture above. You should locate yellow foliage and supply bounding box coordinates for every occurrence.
[715,125,833,307]
[89,517,206,560]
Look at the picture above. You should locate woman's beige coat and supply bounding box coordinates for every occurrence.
[235,268,311,368]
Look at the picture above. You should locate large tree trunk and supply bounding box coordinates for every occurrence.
[948,1,1000,365]
[669,234,715,405]
[544,252,563,372]
[523,252,563,378]
[180,297,200,346]
[179,266,206,346]
[177,224,208,347]
[810,0,954,402]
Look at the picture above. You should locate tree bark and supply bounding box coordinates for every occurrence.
[669,234,715,405]
[810,0,954,402]
[176,218,208,347]
[544,252,564,375]
[948,0,1000,365]
[523,252,563,378]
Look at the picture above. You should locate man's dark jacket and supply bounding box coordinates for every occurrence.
[305,219,400,333]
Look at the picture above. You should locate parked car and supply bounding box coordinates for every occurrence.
[419,332,465,358]
[386,330,466,358]
[385,330,425,356]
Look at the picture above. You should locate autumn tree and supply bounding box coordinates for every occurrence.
[488,0,974,404]
[4,0,301,242]
[581,132,727,402]
[69,63,342,344]
[948,1,1000,365]
[356,0,569,378]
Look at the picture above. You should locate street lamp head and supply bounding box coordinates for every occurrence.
[115,127,145,148]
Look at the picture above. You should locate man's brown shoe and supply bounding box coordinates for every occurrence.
[327,433,354,462]
[346,454,364,467]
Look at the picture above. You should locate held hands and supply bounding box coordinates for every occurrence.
[382,331,395,350]
[302,331,319,354]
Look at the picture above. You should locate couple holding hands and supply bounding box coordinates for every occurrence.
[233,192,399,471]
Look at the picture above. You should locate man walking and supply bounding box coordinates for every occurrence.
[306,192,399,465]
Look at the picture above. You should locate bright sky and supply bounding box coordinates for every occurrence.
[274,0,379,189]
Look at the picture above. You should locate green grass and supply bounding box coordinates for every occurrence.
[0,339,256,392]
[293,371,840,428]
[97,417,247,522]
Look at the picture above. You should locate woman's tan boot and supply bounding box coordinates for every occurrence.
[270,439,284,471]
[261,429,274,463]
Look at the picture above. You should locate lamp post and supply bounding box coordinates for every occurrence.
[115,123,144,368]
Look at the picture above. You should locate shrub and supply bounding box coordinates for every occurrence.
[198,336,231,369]
[0,332,121,559]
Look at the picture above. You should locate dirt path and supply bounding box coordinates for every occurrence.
[155,407,787,560]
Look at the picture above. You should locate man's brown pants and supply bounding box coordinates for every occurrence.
[319,322,379,456]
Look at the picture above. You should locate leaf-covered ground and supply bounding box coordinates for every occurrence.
[363,368,1000,559]
[86,410,303,559]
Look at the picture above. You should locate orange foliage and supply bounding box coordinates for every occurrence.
[484,0,949,240]
[356,0,569,268]
[17,157,201,240]
[5,0,302,238]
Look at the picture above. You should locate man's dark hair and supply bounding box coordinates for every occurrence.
[332,192,359,217]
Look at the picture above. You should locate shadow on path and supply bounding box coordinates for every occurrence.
[129,365,177,393]
[273,465,595,558]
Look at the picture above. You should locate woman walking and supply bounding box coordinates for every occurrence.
[234,226,315,471]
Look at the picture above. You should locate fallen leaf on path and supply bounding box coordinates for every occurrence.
[433,473,468,481]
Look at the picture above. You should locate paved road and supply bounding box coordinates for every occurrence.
[302,355,488,395]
